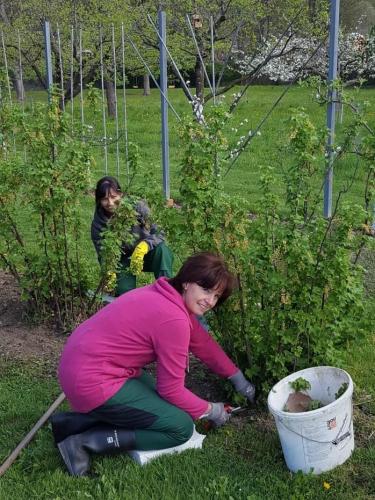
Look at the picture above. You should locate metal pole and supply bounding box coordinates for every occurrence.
[210,16,216,104]
[43,21,53,104]
[18,30,27,161]
[324,0,340,218]
[17,31,25,106]
[70,26,74,131]
[147,14,194,102]
[159,11,170,200]
[1,31,12,102]
[100,26,108,174]
[57,24,65,111]
[79,27,84,126]
[111,24,120,179]
[124,32,180,121]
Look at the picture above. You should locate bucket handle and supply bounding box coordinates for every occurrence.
[277,413,352,446]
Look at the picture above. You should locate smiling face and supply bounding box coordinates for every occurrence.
[182,282,223,316]
[99,188,122,215]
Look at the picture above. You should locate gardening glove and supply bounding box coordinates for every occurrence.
[129,241,149,276]
[229,370,256,404]
[205,402,232,428]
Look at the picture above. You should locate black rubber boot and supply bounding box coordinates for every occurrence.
[57,425,136,476]
[50,412,100,444]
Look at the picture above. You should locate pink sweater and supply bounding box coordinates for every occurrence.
[58,278,238,419]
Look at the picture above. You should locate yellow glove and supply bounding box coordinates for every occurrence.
[129,241,149,276]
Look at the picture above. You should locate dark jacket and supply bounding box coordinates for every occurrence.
[91,200,165,262]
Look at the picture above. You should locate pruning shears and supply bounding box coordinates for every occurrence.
[224,405,243,414]
[203,405,244,431]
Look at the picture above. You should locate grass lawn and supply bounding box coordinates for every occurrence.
[0,85,374,498]
[0,353,374,500]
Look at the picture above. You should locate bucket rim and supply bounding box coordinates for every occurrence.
[267,365,353,417]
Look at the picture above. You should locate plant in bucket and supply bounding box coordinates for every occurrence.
[267,366,354,474]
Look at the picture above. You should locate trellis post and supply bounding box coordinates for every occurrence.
[324,0,340,218]
[158,10,170,200]
[43,21,53,104]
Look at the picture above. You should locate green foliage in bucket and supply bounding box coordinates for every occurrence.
[284,377,323,412]
[289,377,311,392]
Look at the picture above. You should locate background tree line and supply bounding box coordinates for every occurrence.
[0,0,374,115]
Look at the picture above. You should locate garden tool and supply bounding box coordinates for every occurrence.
[0,392,66,477]
[203,405,243,431]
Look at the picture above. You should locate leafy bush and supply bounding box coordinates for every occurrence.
[166,100,373,393]
[0,94,93,330]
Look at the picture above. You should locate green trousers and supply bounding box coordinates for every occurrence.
[89,371,194,450]
[115,242,174,296]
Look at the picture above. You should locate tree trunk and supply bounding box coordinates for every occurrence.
[105,79,116,118]
[308,0,317,21]
[13,77,25,102]
[195,56,204,101]
[143,74,150,96]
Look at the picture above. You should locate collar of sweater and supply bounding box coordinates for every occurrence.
[153,277,193,329]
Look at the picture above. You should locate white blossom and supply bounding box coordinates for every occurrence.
[229,31,375,83]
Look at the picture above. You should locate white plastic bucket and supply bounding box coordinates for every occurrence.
[267,366,354,474]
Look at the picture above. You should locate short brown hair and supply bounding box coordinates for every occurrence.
[169,252,236,306]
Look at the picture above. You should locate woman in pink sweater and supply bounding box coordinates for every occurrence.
[52,252,255,476]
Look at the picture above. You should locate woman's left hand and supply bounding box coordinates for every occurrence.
[228,370,256,404]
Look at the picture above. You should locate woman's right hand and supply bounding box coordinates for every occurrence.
[206,402,231,427]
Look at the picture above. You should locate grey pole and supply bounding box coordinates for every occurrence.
[210,16,216,104]
[111,24,120,179]
[70,26,74,131]
[100,26,108,174]
[57,24,65,111]
[79,28,84,127]
[1,31,12,102]
[158,11,170,200]
[324,0,340,218]
[43,21,53,104]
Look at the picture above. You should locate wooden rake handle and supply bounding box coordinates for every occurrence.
[0,392,66,477]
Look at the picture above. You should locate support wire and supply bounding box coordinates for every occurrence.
[100,26,108,174]
[111,24,120,178]
[121,23,130,185]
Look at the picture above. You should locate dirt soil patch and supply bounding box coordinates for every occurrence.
[0,270,66,365]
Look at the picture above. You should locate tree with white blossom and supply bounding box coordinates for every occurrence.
[229,28,375,84]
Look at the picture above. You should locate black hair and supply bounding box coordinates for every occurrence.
[95,176,122,207]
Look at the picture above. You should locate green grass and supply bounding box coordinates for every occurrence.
[0,357,374,500]
[1,85,374,498]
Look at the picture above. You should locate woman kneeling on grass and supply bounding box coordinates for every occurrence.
[52,252,256,476]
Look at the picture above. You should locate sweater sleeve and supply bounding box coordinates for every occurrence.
[153,318,210,420]
[189,315,238,378]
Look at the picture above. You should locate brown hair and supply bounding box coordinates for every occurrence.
[169,252,236,306]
